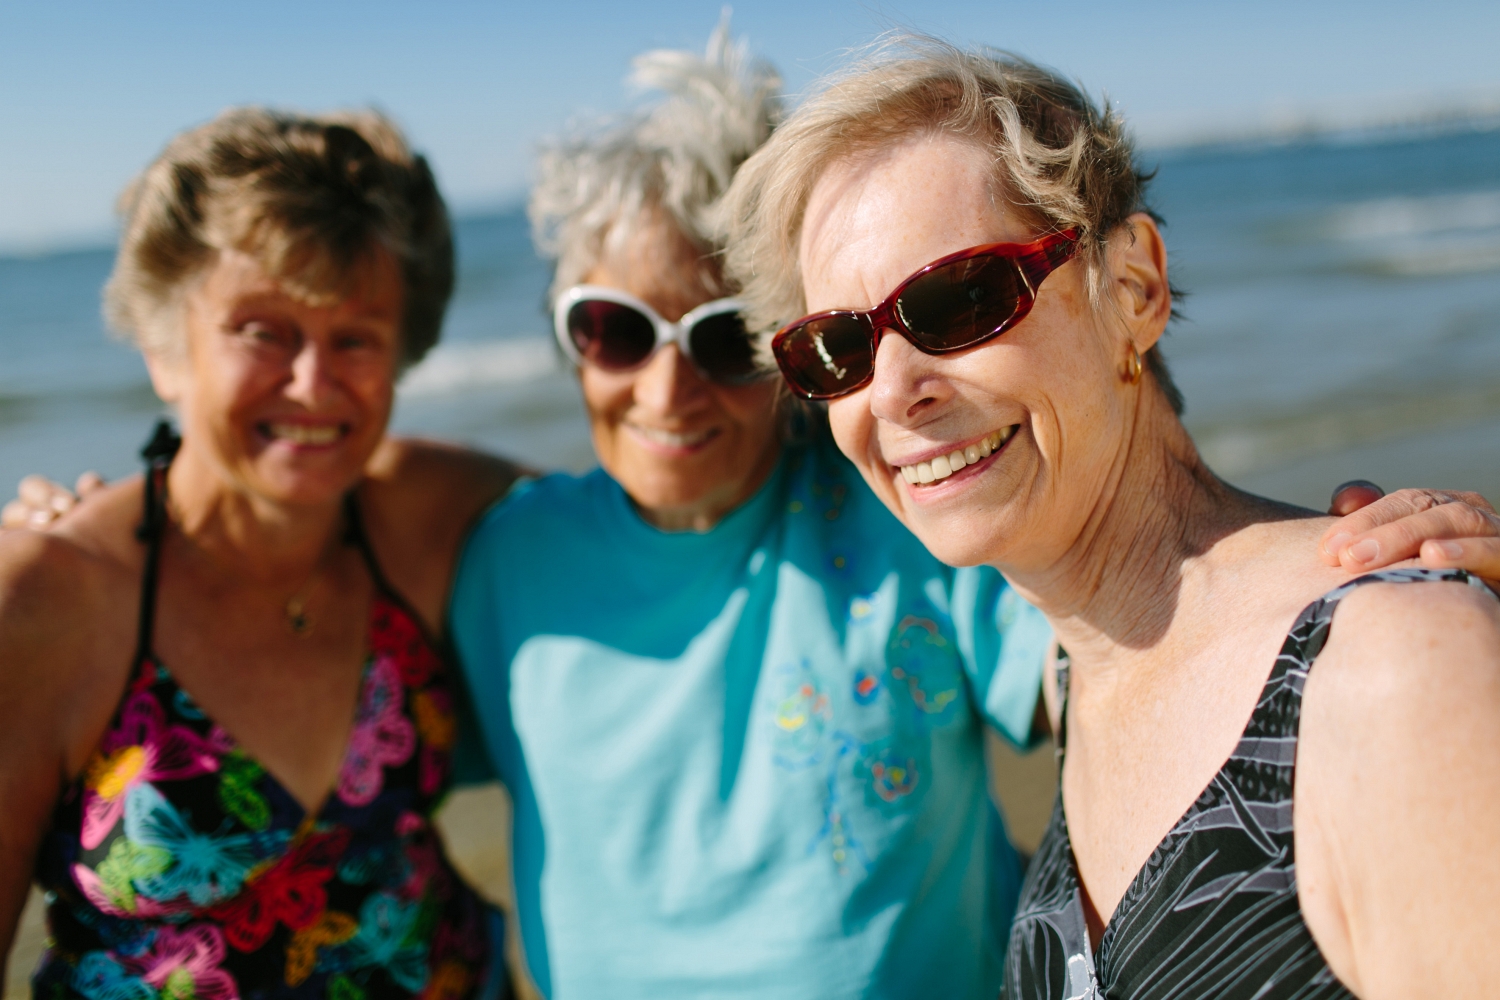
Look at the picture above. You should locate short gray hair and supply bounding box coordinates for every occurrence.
[722,34,1184,413]
[528,19,781,306]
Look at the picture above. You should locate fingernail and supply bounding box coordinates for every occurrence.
[1324,532,1352,556]
[1431,540,1463,560]
[1348,539,1380,564]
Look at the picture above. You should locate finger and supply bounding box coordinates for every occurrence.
[75,471,106,497]
[1328,480,1384,517]
[1419,537,1500,590]
[18,474,76,514]
[1335,502,1500,572]
[1320,488,1487,564]
[1,500,33,529]
[2,499,56,530]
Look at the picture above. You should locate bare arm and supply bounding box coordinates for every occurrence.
[357,438,532,634]
[1296,580,1500,998]
[0,534,96,982]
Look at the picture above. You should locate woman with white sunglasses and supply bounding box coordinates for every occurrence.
[6,24,1494,1000]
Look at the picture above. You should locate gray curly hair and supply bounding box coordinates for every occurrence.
[721,34,1184,413]
[528,18,781,306]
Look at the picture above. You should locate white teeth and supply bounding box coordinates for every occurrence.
[269,423,341,446]
[896,427,1017,486]
[629,424,714,448]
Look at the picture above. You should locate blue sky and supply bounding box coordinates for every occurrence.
[2,0,1497,250]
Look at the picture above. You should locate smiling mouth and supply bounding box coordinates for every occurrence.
[626,424,720,450]
[897,426,1018,485]
[259,422,347,447]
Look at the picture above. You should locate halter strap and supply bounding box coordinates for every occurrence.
[133,419,181,669]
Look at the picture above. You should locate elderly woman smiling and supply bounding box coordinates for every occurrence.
[0,109,518,999]
[725,39,1500,999]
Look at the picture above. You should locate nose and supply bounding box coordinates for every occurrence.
[632,343,709,417]
[285,339,334,407]
[867,327,950,426]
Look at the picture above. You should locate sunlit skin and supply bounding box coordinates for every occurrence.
[800,133,1500,995]
[804,135,1136,574]
[152,248,403,524]
[579,212,782,532]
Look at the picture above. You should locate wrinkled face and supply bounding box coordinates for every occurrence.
[801,134,1133,569]
[148,248,403,508]
[578,214,781,528]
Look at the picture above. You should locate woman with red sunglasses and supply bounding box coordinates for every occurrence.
[724,36,1500,999]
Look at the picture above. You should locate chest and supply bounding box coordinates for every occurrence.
[149,555,374,811]
[1059,641,1279,933]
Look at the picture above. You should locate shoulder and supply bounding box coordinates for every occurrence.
[0,490,138,765]
[1295,575,1500,992]
[362,436,528,538]
[1300,575,1499,759]
[1319,575,1500,690]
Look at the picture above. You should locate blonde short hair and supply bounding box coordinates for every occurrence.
[529,19,780,306]
[722,35,1184,412]
[105,107,452,368]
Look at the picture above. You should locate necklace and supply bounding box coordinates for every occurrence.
[167,497,340,638]
[285,585,316,637]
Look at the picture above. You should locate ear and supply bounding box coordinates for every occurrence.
[142,350,185,405]
[1109,213,1172,353]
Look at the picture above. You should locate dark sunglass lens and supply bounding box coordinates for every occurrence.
[895,254,1026,351]
[687,311,760,384]
[567,300,656,370]
[775,316,874,398]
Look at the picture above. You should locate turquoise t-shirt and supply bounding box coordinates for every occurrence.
[449,438,1052,1000]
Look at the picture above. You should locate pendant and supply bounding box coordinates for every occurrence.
[286,597,313,637]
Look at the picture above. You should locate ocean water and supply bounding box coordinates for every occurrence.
[1,127,1497,508]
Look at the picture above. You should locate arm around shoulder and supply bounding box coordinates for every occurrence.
[1295,579,1500,999]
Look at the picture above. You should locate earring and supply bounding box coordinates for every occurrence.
[1124,346,1143,384]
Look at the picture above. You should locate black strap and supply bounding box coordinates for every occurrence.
[133,419,181,668]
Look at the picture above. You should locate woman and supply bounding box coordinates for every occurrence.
[5,28,1489,1000]
[0,108,519,1000]
[450,29,1055,999]
[724,38,1500,998]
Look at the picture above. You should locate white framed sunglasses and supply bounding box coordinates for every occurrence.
[552,285,763,385]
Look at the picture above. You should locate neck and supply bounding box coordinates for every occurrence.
[164,440,349,589]
[1002,390,1301,677]
[635,439,782,533]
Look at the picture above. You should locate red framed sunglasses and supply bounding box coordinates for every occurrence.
[771,229,1080,400]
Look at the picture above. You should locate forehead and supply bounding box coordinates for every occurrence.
[799,134,1032,311]
[196,247,404,321]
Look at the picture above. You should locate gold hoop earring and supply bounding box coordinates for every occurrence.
[1125,346,1143,384]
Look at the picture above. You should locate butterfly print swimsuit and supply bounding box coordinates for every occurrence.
[1003,568,1495,1000]
[31,428,492,1000]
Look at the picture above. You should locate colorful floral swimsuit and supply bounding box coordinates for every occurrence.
[32,428,493,1000]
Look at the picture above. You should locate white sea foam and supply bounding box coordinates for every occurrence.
[398,337,560,398]
[1323,189,1500,241]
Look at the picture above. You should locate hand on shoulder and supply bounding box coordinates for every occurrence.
[1295,575,1500,998]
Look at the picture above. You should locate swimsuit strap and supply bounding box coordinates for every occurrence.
[341,489,402,600]
[133,419,181,669]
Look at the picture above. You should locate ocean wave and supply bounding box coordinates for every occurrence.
[1322,189,1500,241]
[398,337,560,398]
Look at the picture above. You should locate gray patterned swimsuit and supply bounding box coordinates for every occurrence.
[1004,568,1494,1000]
